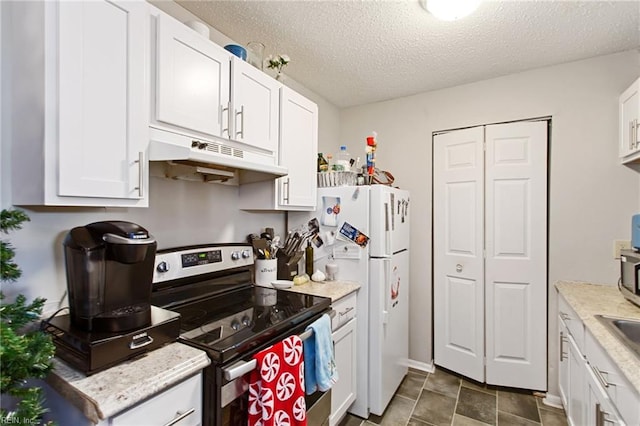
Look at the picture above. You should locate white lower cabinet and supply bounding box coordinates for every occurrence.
[558,291,640,426]
[567,333,586,426]
[586,363,624,426]
[110,374,202,426]
[330,293,357,426]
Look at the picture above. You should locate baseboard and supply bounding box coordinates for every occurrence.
[542,394,563,409]
[407,359,435,374]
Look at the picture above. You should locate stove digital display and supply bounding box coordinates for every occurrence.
[182,250,222,267]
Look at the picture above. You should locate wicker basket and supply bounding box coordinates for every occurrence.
[317,171,357,187]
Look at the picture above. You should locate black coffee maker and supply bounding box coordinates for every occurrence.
[63,221,157,333]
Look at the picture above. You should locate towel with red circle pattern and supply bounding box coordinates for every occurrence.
[247,335,307,426]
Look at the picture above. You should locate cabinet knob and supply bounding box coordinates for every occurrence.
[455,264,463,273]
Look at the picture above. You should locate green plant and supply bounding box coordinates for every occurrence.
[1,209,55,424]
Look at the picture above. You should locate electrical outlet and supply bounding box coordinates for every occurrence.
[614,240,631,259]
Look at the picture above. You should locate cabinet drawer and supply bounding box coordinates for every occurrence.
[558,294,585,356]
[111,373,202,426]
[332,292,357,331]
[585,331,640,426]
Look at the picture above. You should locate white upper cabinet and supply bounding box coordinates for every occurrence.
[151,10,280,160]
[619,77,640,163]
[238,87,318,211]
[278,87,318,209]
[154,13,230,139]
[230,57,281,152]
[10,0,149,207]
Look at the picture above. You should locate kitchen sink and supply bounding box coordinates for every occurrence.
[595,315,640,359]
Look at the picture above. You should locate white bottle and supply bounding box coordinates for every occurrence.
[335,145,351,171]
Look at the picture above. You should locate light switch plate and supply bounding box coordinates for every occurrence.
[614,240,631,259]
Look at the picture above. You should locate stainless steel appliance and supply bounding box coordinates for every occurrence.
[620,249,640,307]
[150,244,332,426]
[43,221,180,375]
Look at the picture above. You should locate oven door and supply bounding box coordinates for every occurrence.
[207,309,333,426]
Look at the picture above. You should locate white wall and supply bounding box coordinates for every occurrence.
[0,1,340,314]
[339,50,640,395]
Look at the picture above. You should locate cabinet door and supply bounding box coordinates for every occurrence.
[586,364,625,426]
[230,57,280,152]
[277,87,318,209]
[330,318,357,426]
[155,12,230,138]
[620,78,640,161]
[567,335,586,426]
[58,0,147,199]
[111,374,202,426]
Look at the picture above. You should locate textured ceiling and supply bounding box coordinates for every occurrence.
[176,0,640,108]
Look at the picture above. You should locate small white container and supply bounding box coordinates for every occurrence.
[254,259,277,287]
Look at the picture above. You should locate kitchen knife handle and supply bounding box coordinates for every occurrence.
[134,151,144,198]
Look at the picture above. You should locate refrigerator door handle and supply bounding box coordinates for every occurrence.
[384,201,392,256]
[382,257,391,325]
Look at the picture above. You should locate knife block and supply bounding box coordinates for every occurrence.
[277,251,303,280]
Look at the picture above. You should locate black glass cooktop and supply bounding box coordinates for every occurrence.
[166,285,330,363]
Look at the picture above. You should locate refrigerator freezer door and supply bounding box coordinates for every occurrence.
[368,250,409,416]
[369,186,411,257]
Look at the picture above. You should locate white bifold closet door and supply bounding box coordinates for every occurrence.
[433,121,547,391]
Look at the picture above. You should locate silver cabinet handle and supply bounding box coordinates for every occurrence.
[559,331,568,361]
[221,102,230,137]
[134,151,144,198]
[163,408,196,426]
[282,178,290,204]
[339,307,355,317]
[592,365,610,388]
[559,312,570,321]
[630,120,635,150]
[455,264,463,273]
[596,403,603,426]
[235,105,245,138]
[634,118,639,148]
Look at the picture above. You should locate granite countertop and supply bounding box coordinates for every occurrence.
[556,281,640,394]
[284,280,360,302]
[46,342,210,423]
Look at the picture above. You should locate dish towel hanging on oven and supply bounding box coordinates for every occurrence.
[303,313,338,394]
[248,335,307,426]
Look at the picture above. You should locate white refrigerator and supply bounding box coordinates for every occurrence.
[289,185,410,418]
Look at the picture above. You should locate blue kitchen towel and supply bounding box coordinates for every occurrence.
[303,313,338,394]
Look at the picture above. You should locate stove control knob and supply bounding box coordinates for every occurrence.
[156,261,169,273]
[241,249,252,259]
[231,251,240,261]
[241,315,251,327]
[231,319,241,330]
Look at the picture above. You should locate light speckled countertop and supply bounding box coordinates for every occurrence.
[283,280,360,302]
[556,281,640,394]
[46,342,210,423]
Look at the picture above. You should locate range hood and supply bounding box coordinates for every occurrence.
[148,127,288,185]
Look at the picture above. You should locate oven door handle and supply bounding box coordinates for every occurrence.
[223,309,336,381]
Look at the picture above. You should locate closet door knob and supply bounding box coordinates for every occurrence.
[456,264,463,273]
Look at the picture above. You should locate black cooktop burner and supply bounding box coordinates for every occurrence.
[159,285,330,363]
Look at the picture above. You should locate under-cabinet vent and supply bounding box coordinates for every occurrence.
[205,142,220,154]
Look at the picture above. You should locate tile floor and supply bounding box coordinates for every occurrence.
[338,367,569,426]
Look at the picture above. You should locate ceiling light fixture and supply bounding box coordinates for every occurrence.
[420,0,482,21]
